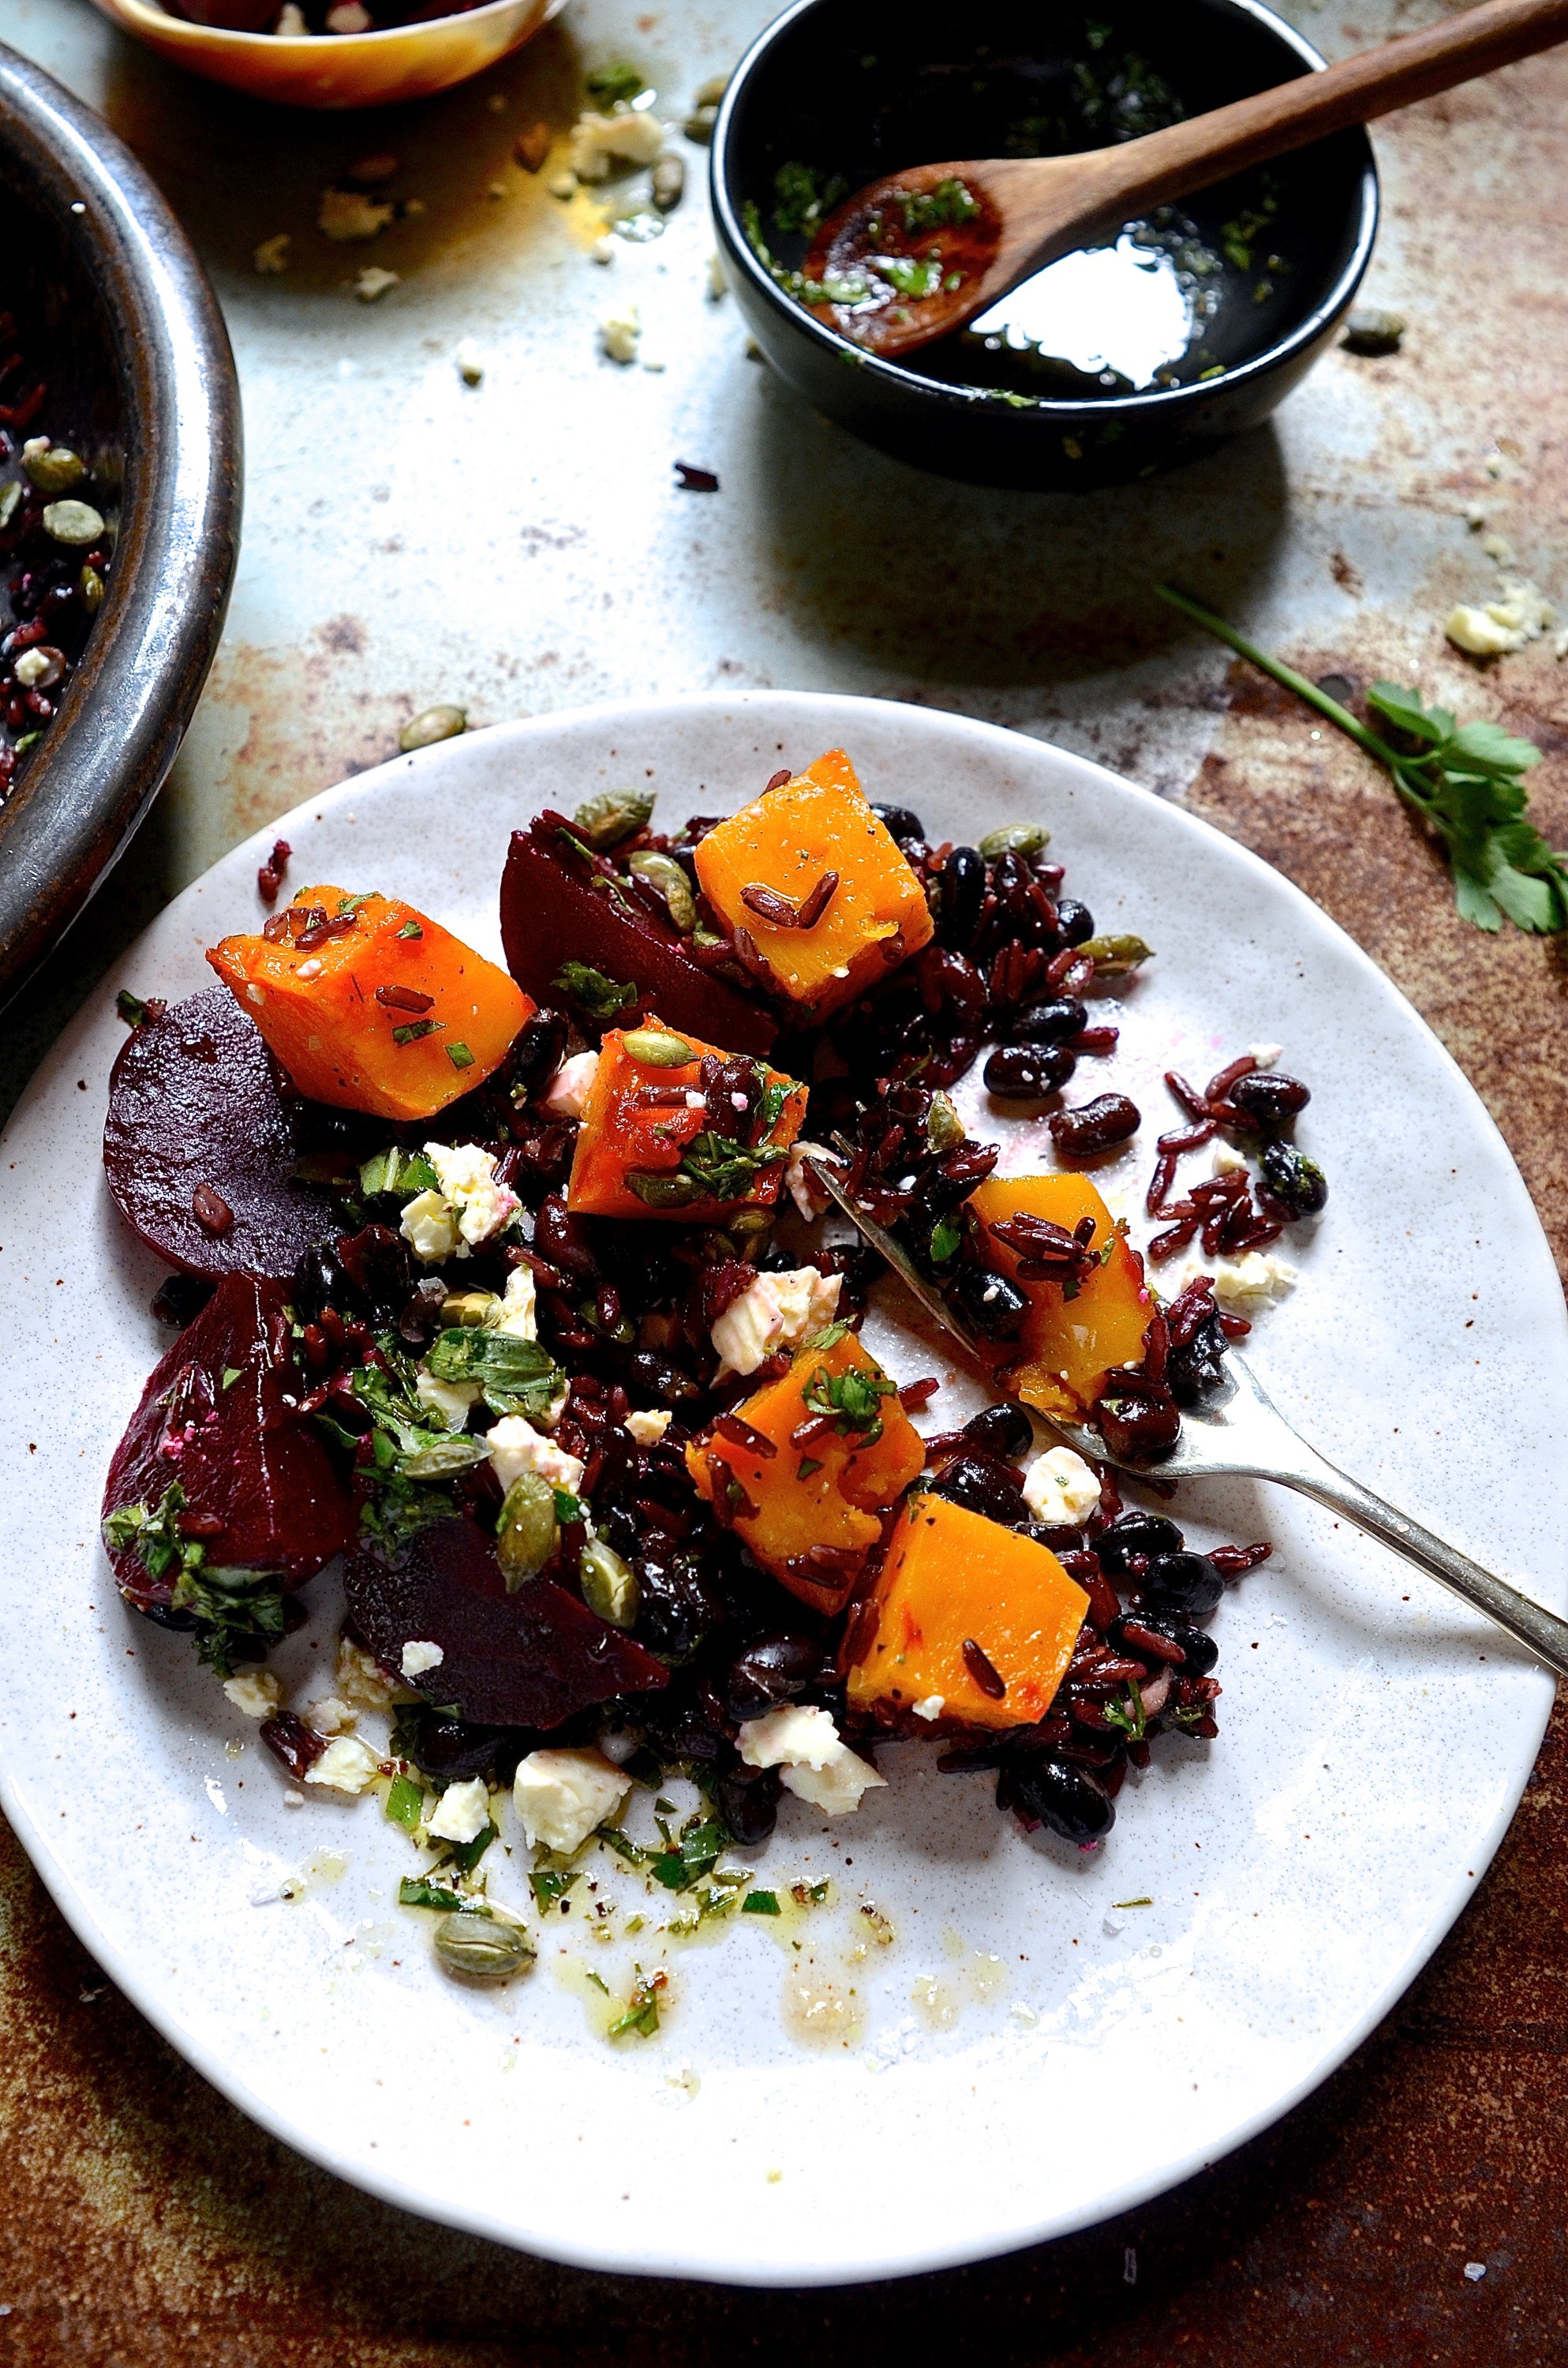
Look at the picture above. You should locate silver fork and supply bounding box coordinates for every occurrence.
[808,1160,1568,1679]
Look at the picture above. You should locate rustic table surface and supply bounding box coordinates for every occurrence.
[2,0,1566,2356]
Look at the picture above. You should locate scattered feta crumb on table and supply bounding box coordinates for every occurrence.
[514,1748,629,1853]
[223,1670,279,1719]
[426,1777,490,1845]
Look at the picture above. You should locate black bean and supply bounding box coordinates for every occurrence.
[1054,897,1095,946]
[952,1264,1028,1339]
[983,1043,1076,1100]
[999,1755,1115,1843]
[1140,1549,1224,1621]
[508,1006,569,1097]
[624,1351,702,1407]
[402,1711,510,1782]
[1227,1071,1311,1128]
[715,1761,781,1845]
[1261,1139,1328,1216]
[1007,996,1087,1047]
[1094,1373,1181,1462]
[937,846,986,946]
[870,802,926,845]
[961,1402,1035,1460]
[293,1239,356,1324]
[722,1631,821,1720]
[633,1546,723,1661]
[930,1449,1029,1527]
[151,1272,215,1328]
[1166,1318,1229,1404]
[1049,1093,1141,1156]
[1095,1511,1184,1574]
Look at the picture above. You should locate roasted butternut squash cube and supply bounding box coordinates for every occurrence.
[693,748,934,1019]
[967,1172,1151,1418]
[567,1020,806,1221]
[208,886,533,1123]
[685,1328,925,1613]
[848,1493,1087,1731]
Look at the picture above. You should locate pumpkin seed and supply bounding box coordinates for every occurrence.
[978,821,1050,859]
[441,1287,500,1328]
[496,1471,558,1587]
[621,1027,694,1067]
[580,1538,638,1628]
[79,563,104,613]
[1077,933,1153,973]
[574,787,655,849]
[399,704,466,753]
[23,444,84,494]
[926,1091,965,1152]
[43,498,104,546]
[434,1911,536,1980]
[651,154,685,212]
[627,851,696,931]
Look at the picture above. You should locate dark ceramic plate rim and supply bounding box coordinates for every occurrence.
[711,0,1379,418]
[0,43,241,1002]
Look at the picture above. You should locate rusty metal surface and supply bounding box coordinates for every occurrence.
[2,0,1566,2347]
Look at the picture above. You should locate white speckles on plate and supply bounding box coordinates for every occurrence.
[0,693,1562,2287]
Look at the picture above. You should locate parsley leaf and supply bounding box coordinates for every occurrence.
[423,1327,563,1421]
[801,1358,895,1446]
[1157,584,1568,934]
[102,1484,286,1678]
[552,960,638,1021]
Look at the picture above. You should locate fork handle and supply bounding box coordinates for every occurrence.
[1279,1456,1568,1679]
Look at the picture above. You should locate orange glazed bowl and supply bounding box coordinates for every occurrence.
[86,0,566,110]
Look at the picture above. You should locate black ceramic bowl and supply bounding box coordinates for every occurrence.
[712,0,1378,490]
[0,43,241,1002]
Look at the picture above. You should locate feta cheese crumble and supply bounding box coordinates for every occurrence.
[415,1368,480,1430]
[1213,1251,1298,1310]
[455,339,485,385]
[223,1670,280,1719]
[335,1634,414,1708]
[302,1695,356,1737]
[400,1639,444,1680]
[494,1263,537,1340]
[304,1735,382,1793]
[514,1748,629,1853]
[354,266,399,302]
[599,300,641,364]
[424,1141,521,1247]
[911,1696,945,1722]
[736,1704,887,1817]
[625,1407,672,1446]
[486,1415,586,1497]
[1445,579,1556,657]
[426,1776,490,1845]
[1022,1445,1102,1527]
[1211,1141,1248,1176]
[711,1266,842,1377]
[318,186,393,242]
[784,1139,837,1220]
[542,1050,599,1118]
[399,1188,458,1265]
[568,106,665,181]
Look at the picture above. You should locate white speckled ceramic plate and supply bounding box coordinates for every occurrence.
[2,693,1562,2287]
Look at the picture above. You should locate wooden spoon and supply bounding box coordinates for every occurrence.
[800,0,1568,358]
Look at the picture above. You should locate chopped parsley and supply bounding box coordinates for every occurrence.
[446,1041,475,1070]
[529,1867,581,1907]
[899,178,979,234]
[102,1484,286,1679]
[552,959,637,1021]
[398,1876,488,1913]
[772,159,846,234]
[742,1890,781,1915]
[384,1773,425,1830]
[607,1966,664,2040]
[391,1018,443,1047]
[801,1358,896,1446]
[395,919,423,940]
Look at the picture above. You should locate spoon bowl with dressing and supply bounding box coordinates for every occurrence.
[712,0,1379,489]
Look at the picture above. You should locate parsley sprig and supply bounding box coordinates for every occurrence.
[1157,583,1568,934]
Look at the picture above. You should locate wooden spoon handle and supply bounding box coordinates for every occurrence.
[1073,0,1568,223]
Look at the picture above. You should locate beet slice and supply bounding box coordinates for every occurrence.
[104,987,342,1280]
[103,1272,354,1607]
[346,1516,668,1729]
[501,824,777,1055]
